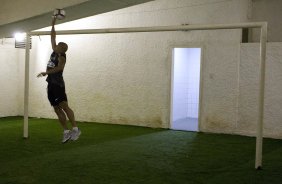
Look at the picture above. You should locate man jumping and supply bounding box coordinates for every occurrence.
[37,17,81,143]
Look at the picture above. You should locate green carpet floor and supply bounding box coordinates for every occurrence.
[0,117,281,184]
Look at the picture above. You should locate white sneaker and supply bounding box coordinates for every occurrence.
[62,131,71,143]
[71,129,81,141]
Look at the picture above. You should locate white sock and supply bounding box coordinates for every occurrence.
[64,130,70,134]
[72,127,78,131]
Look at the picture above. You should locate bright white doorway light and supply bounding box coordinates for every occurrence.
[171,48,201,131]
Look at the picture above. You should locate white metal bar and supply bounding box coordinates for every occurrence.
[170,49,175,129]
[23,34,30,138]
[255,22,268,169]
[30,22,265,36]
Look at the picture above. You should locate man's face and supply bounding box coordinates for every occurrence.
[55,44,64,53]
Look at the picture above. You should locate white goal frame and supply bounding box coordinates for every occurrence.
[24,22,267,169]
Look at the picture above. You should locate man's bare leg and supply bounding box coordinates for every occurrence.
[54,106,68,130]
[59,101,77,127]
[59,101,81,141]
[54,105,72,143]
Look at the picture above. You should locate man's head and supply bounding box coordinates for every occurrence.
[55,42,68,53]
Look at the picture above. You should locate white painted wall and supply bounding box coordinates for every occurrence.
[238,43,282,139]
[0,39,21,117]
[2,0,282,138]
[200,43,240,134]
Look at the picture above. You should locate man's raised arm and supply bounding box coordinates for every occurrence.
[51,17,57,50]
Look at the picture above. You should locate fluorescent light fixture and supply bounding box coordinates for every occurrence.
[15,32,26,42]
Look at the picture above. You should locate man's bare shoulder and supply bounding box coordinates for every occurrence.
[58,55,66,63]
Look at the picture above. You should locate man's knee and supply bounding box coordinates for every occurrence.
[54,106,62,113]
[59,101,69,111]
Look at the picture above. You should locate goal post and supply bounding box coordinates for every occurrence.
[23,22,267,169]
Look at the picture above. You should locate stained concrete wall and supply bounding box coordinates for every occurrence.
[238,43,282,139]
[0,39,21,117]
[200,43,240,134]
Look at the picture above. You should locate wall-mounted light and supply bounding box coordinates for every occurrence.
[15,32,26,42]
[14,32,31,49]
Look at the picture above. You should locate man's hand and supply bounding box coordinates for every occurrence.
[37,72,47,78]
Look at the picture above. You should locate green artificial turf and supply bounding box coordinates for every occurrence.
[0,116,281,184]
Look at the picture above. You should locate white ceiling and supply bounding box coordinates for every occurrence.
[0,0,153,38]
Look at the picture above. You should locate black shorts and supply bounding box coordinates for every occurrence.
[47,83,68,106]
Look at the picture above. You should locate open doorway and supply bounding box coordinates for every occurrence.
[171,48,202,131]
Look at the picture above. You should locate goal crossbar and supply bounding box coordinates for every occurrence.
[30,22,264,36]
[24,22,267,170]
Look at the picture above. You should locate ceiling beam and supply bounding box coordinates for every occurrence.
[0,0,153,38]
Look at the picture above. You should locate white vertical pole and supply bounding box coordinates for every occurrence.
[255,23,267,169]
[23,34,30,138]
[170,48,175,129]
